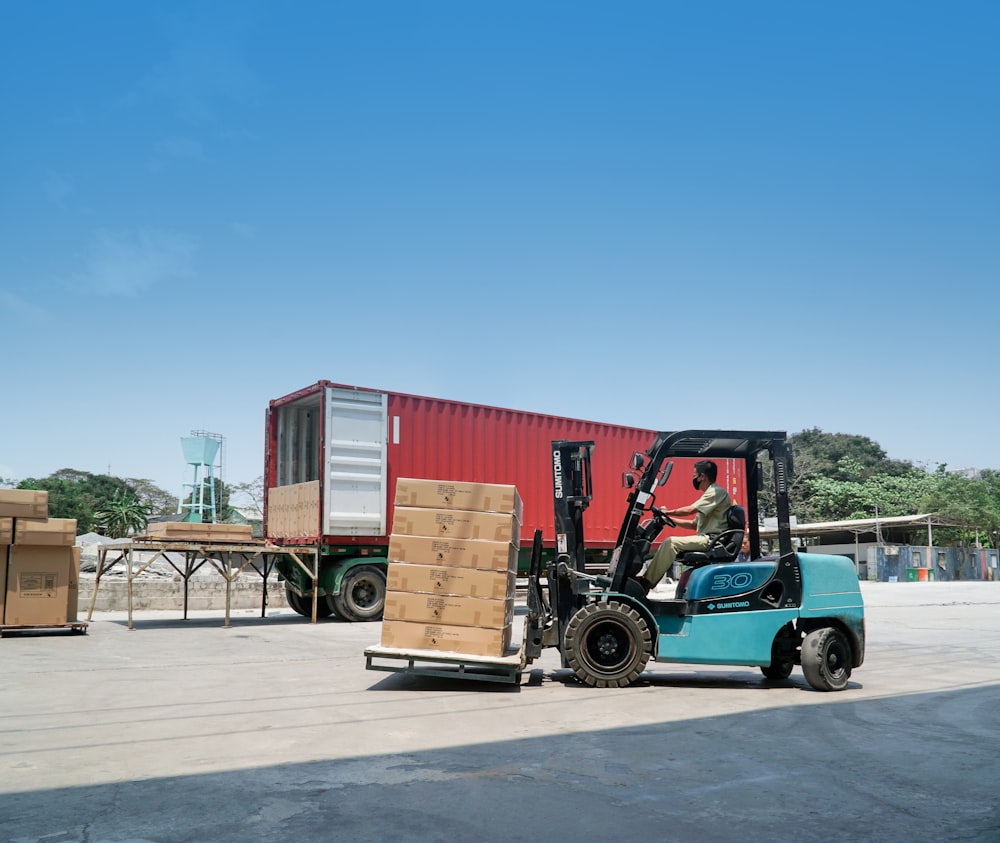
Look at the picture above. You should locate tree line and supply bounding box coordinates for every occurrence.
[0,469,262,539]
[3,430,998,547]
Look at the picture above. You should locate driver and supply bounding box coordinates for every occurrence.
[636,459,731,592]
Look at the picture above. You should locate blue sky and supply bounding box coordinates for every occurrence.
[2,1,998,495]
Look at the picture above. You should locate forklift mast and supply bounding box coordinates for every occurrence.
[523,440,594,665]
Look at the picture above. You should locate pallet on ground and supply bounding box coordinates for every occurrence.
[0,621,88,638]
[363,643,524,684]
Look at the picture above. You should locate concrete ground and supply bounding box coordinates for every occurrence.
[2,582,998,843]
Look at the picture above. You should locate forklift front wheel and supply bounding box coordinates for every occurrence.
[801,627,852,691]
[564,601,652,688]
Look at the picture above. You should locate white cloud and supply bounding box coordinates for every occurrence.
[78,228,198,296]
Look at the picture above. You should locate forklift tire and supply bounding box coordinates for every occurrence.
[801,627,852,691]
[284,585,333,619]
[564,601,652,688]
[331,565,386,622]
[760,659,794,680]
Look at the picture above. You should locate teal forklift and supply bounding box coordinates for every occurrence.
[523,431,865,691]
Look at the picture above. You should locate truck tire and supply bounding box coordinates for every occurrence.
[564,601,652,688]
[284,585,333,619]
[801,627,851,691]
[331,565,386,622]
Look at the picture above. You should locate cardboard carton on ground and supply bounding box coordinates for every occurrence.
[4,545,76,626]
[391,507,520,545]
[0,489,48,520]
[386,562,516,600]
[14,518,77,547]
[379,618,512,658]
[0,544,8,623]
[0,518,11,545]
[394,479,523,521]
[388,534,518,572]
[383,590,514,629]
[67,546,80,623]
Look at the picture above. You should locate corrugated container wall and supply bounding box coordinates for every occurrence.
[266,382,747,549]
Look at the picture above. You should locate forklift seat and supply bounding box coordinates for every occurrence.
[675,505,747,567]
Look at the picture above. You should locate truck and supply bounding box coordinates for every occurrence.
[365,429,864,691]
[265,381,747,621]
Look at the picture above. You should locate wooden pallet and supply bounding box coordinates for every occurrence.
[0,621,89,638]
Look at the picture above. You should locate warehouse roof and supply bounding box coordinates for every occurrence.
[759,513,951,539]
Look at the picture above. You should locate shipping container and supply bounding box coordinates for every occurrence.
[265,381,746,621]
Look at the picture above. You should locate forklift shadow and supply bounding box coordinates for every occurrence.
[550,667,862,693]
[366,673,522,693]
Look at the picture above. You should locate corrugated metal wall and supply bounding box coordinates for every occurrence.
[385,393,746,548]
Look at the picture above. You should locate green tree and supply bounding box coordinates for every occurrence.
[920,469,1000,547]
[94,490,153,538]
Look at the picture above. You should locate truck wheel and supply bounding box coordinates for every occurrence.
[801,627,851,691]
[284,585,333,618]
[332,566,386,622]
[564,601,651,688]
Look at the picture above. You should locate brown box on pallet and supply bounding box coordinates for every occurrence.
[388,534,517,572]
[387,562,515,600]
[13,518,77,547]
[0,489,48,520]
[0,518,11,545]
[394,479,523,521]
[144,522,253,541]
[4,545,76,626]
[384,590,514,629]
[391,506,520,546]
[379,619,512,657]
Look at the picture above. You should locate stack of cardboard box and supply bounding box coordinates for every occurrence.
[0,490,79,627]
[380,479,522,658]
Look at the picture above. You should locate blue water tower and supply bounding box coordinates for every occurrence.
[177,434,222,522]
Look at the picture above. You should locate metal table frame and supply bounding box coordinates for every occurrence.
[88,541,319,629]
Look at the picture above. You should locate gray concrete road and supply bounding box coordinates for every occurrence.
[2,582,999,842]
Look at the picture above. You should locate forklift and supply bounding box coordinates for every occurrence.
[522,431,865,691]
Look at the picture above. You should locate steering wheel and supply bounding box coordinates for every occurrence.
[651,504,676,529]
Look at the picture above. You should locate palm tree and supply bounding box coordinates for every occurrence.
[95,490,153,538]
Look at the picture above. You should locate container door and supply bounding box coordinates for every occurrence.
[323,386,388,537]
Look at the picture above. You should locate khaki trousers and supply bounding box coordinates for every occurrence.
[644,534,713,586]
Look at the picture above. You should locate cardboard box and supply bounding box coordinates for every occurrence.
[143,522,253,541]
[384,590,514,628]
[379,619,512,657]
[0,489,48,520]
[0,518,11,545]
[394,479,523,521]
[391,506,520,545]
[4,545,75,626]
[388,534,518,572]
[67,546,80,623]
[14,518,77,546]
[0,544,8,623]
[387,562,515,600]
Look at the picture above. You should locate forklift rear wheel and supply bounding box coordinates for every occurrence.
[760,658,794,680]
[761,630,795,680]
[284,585,333,619]
[564,601,652,688]
[801,627,851,691]
[332,566,386,622]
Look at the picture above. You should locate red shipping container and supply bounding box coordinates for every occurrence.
[265,381,746,554]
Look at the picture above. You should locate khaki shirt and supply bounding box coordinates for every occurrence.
[693,484,731,537]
